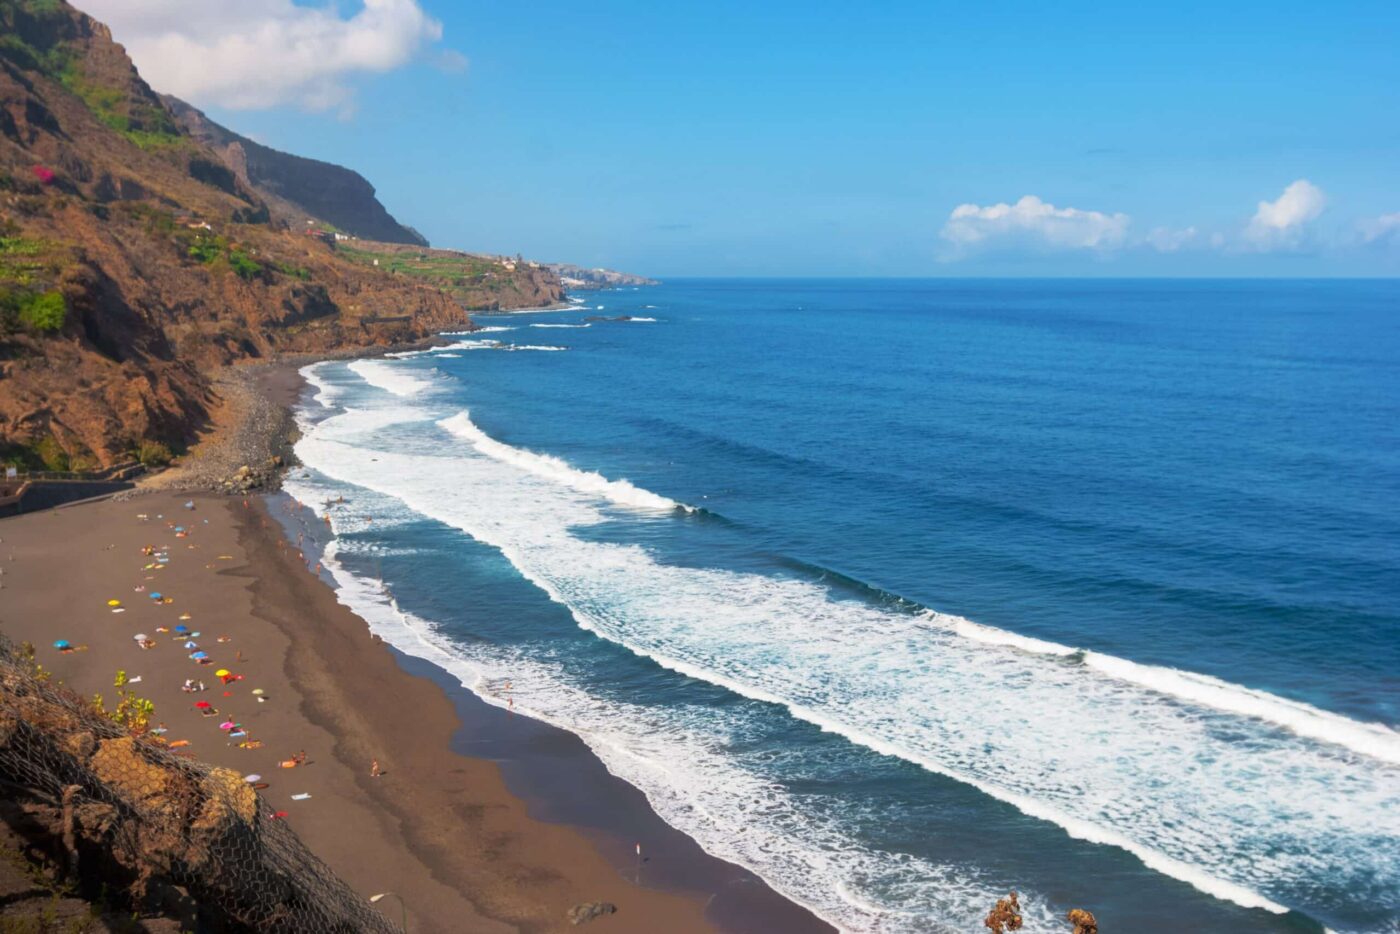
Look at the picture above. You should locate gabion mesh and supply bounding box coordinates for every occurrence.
[0,633,400,933]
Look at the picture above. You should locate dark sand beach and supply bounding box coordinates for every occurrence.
[0,401,829,933]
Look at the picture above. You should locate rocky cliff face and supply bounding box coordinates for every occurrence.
[161,95,428,247]
[0,0,561,470]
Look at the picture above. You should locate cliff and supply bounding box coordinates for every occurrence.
[160,94,428,247]
[0,0,561,470]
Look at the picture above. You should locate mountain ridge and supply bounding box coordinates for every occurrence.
[160,95,428,247]
[0,0,561,470]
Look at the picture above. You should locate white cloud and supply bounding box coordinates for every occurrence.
[940,195,1129,255]
[1242,179,1326,250]
[1145,226,1199,253]
[1357,212,1400,245]
[74,0,453,113]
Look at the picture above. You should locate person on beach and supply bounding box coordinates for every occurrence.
[370,758,382,778]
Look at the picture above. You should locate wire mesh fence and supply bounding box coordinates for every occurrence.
[0,633,400,933]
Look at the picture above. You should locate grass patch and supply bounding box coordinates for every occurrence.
[1,287,66,336]
[185,233,263,281]
[336,245,523,303]
[17,289,65,331]
[59,67,184,150]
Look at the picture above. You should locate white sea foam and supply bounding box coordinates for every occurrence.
[947,616,1400,765]
[530,323,591,329]
[273,509,1060,933]
[628,316,658,322]
[346,359,434,396]
[299,363,339,407]
[440,411,683,511]
[427,339,567,353]
[294,397,1400,926]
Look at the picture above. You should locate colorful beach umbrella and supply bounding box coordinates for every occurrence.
[190,651,208,660]
[107,599,121,607]
[53,640,70,650]
[150,592,163,600]
[174,625,189,634]
[218,721,235,730]
[215,668,231,678]
[194,701,212,709]
[251,689,265,696]
[183,641,198,649]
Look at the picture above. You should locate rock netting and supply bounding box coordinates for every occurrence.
[0,638,399,933]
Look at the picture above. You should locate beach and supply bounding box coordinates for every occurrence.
[0,449,828,931]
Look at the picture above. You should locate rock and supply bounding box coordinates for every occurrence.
[984,892,1023,933]
[1067,909,1098,934]
[566,902,617,926]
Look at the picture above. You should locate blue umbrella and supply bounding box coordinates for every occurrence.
[53,639,70,650]
[174,625,189,634]
[150,592,163,600]
[190,651,208,660]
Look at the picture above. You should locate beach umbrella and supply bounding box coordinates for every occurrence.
[251,689,265,696]
[174,625,189,634]
[53,640,70,650]
[178,613,192,621]
[132,633,148,641]
[218,721,235,730]
[215,668,231,678]
[183,641,198,649]
[244,774,261,783]
[150,592,163,600]
[107,599,121,607]
[190,651,208,660]
[194,701,212,709]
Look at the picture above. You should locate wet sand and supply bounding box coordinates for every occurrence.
[0,488,830,933]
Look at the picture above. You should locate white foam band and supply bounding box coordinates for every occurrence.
[299,360,1400,928]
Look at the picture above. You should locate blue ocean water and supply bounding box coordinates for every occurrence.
[286,280,1399,933]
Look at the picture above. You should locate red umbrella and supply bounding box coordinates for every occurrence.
[194,701,212,709]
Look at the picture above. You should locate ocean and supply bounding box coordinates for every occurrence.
[285,279,1399,933]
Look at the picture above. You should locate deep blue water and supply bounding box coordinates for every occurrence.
[287,280,1400,933]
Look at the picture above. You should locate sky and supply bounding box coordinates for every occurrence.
[75,0,1400,277]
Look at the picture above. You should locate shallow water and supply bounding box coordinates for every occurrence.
[288,280,1399,933]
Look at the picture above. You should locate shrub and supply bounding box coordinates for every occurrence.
[187,235,225,264]
[136,440,173,467]
[31,436,68,472]
[228,249,263,280]
[18,289,65,332]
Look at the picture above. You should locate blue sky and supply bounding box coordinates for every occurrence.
[82,1,1400,276]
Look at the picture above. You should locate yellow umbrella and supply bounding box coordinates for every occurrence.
[107,599,122,607]
[215,669,231,678]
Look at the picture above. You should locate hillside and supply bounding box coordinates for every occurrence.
[0,0,561,471]
[161,94,428,247]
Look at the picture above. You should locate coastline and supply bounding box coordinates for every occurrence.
[0,351,830,933]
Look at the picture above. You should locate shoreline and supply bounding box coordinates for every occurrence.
[268,489,829,934]
[3,347,830,932]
